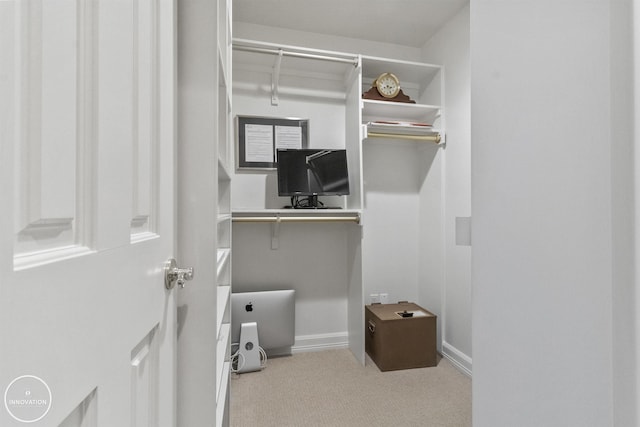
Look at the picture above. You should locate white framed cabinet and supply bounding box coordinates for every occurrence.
[176,0,233,425]
[216,0,233,425]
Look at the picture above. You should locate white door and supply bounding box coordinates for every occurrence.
[1,0,177,426]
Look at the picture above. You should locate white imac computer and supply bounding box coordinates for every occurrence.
[231,289,295,356]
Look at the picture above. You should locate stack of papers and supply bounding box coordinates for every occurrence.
[366,121,435,136]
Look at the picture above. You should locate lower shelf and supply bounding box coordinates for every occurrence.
[232,210,361,224]
[216,323,230,401]
[216,360,230,426]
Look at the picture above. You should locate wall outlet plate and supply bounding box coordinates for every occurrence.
[370,293,380,304]
[379,293,389,304]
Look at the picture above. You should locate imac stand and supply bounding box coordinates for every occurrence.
[237,322,263,373]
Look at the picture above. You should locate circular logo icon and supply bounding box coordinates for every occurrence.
[4,375,52,423]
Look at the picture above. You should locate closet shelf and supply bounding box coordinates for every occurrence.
[216,285,230,334]
[361,55,442,88]
[216,361,230,426]
[218,157,231,180]
[216,324,231,403]
[217,248,231,279]
[217,213,231,224]
[233,38,359,106]
[233,210,361,224]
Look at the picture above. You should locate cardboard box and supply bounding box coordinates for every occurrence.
[365,302,437,371]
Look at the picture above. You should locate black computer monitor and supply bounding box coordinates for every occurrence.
[276,149,350,208]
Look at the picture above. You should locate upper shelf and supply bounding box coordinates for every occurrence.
[361,56,441,88]
[361,55,442,108]
[233,39,358,83]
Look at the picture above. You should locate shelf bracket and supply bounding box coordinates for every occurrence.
[271,216,282,250]
[271,49,283,106]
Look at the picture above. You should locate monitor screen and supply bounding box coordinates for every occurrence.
[277,149,350,197]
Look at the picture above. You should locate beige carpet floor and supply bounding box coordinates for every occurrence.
[230,349,471,427]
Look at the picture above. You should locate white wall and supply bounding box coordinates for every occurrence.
[471,0,636,425]
[421,5,472,374]
[610,1,637,425]
[634,3,640,423]
[234,22,422,61]
[361,141,438,305]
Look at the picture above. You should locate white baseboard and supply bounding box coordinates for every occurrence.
[292,332,349,353]
[442,341,472,377]
[290,333,472,379]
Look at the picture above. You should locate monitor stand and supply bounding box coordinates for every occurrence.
[283,195,340,209]
[304,195,321,208]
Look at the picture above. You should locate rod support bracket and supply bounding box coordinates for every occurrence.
[271,216,282,249]
[271,49,283,106]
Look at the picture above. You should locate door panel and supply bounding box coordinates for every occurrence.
[1,1,176,426]
[13,0,93,265]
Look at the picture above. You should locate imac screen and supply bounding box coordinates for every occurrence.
[231,290,295,352]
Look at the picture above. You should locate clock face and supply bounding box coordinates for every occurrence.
[376,73,400,98]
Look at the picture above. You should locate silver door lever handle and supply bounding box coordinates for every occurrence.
[164,258,194,289]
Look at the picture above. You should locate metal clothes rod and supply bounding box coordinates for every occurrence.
[233,44,359,66]
[367,132,441,143]
[233,215,361,224]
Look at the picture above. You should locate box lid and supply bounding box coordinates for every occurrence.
[366,302,435,321]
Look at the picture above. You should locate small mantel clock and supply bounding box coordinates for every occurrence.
[363,72,415,103]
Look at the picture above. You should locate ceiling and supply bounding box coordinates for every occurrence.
[233,0,469,48]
